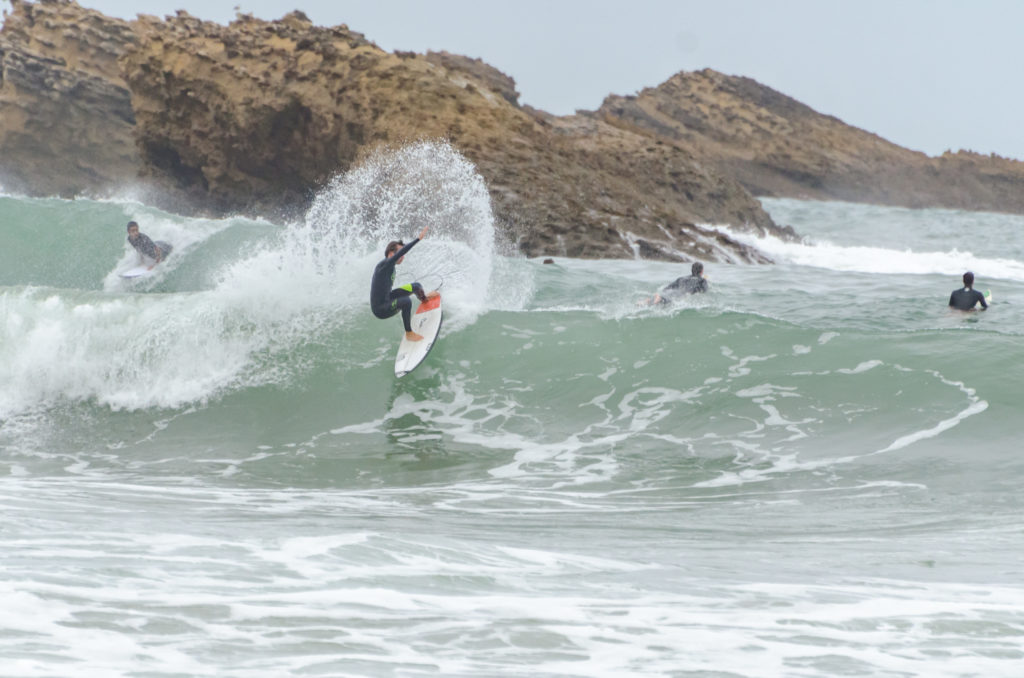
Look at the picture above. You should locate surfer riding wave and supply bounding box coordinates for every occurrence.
[370,225,440,342]
[126,221,173,270]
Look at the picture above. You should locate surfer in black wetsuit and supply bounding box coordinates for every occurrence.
[644,261,709,305]
[948,271,987,311]
[127,221,172,270]
[370,225,439,342]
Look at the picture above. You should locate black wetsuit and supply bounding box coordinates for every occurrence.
[658,274,708,302]
[949,286,987,311]
[370,238,427,332]
[129,233,172,261]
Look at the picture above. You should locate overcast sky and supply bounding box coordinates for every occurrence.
[8,0,1023,160]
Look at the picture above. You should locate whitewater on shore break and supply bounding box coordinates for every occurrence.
[1,149,1023,677]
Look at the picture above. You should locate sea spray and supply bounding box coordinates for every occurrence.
[0,142,529,418]
[299,140,526,319]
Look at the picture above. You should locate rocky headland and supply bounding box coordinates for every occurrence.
[4,0,1024,262]
[599,69,1024,213]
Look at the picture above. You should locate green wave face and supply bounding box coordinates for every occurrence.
[2,153,1024,677]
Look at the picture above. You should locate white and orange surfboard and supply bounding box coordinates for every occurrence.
[394,294,443,378]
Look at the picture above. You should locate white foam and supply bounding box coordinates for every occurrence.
[877,397,988,454]
[2,142,530,418]
[0,287,275,416]
[837,359,883,374]
[710,225,1024,281]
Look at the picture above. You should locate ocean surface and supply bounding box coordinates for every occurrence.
[2,143,1022,677]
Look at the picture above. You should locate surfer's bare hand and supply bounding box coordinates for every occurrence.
[418,225,429,240]
[426,290,440,300]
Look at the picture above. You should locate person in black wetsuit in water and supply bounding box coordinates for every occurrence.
[126,221,173,270]
[370,225,440,342]
[948,271,988,311]
[644,261,709,305]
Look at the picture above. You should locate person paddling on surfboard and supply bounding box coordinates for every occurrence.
[126,221,172,270]
[948,271,988,311]
[370,225,440,342]
[642,261,709,305]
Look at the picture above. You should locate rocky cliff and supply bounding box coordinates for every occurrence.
[0,0,784,262]
[0,0,139,196]
[120,6,783,260]
[599,69,1024,213]
[7,2,1024,264]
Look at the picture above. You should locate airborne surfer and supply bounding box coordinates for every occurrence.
[370,225,440,342]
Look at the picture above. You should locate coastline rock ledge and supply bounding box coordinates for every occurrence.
[8,1,1024,261]
[0,0,786,262]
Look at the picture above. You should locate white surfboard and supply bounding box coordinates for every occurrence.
[120,242,174,279]
[395,294,443,378]
[120,264,154,279]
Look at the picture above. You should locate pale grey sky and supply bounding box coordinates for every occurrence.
[7,0,1023,160]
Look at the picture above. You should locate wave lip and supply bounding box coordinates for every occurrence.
[0,141,529,418]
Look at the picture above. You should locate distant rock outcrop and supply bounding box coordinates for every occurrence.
[599,69,1024,213]
[117,6,780,259]
[0,0,785,262]
[8,2,1024,263]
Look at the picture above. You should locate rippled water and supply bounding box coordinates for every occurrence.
[2,145,1022,677]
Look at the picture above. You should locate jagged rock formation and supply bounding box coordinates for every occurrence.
[11,2,1024,261]
[0,0,139,196]
[120,7,782,259]
[424,50,520,106]
[0,0,783,262]
[600,69,1024,213]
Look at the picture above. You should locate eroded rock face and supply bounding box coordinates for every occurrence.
[0,0,139,196]
[600,69,1024,213]
[118,9,783,259]
[424,50,519,106]
[2,3,800,262]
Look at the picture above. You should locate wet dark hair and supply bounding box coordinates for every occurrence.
[126,221,139,231]
[385,240,404,257]
[691,261,704,276]
[963,271,974,287]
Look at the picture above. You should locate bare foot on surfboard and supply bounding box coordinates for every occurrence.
[405,331,424,342]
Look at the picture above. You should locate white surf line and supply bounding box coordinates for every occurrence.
[693,362,988,488]
[825,368,987,467]
[873,400,988,456]
[707,224,1024,280]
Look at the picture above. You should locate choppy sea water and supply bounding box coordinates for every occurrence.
[2,143,1022,677]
